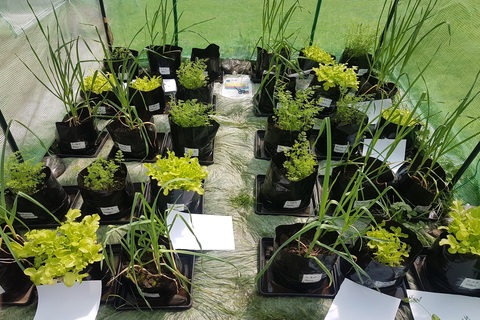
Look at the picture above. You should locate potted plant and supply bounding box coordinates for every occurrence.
[81,71,116,117]
[144,151,208,214]
[176,59,213,103]
[310,62,359,104]
[3,152,70,225]
[77,151,135,221]
[425,200,480,296]
[21,5,100,156]
[168,99,220,163]
[263,86,319,158]
[341,219,423,290]
[129,75,166,117]
[298,44,335,71]
[104,46,139,81]
[339,23,375,73]
[259,132,318,212]
[191,43,222,83]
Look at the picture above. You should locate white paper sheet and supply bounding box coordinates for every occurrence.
[34,280,101,320]
[362,138,406,173]
[407,289,480,320]
[221,75,253,98]
[325,278,401,320]
[167,210,235,250]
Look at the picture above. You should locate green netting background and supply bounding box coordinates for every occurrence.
[0,1,479,319]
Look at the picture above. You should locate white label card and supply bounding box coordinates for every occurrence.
[319,98,332,107]
[117,143,132,153]
[70,141,86,150]
[276,145,291,153]
[185,148,199,157]
[373,279,397,288]
[460,278,480,290]
[149,102,161,111]
[0,285,5,295]
[284,200,301,209]
[302,273,323,283]
[167,203,186,211]
[18,212,37,219]
[333,144,348,153]
[97,106,107,114]
[100,206,120,215]
[159,67,170,75]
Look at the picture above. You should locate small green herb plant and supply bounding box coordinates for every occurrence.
[343,23,376,58]
[438,200,480,256]
[11,209,103,287]
[283,132,317,181]
[274,87,319,131]
[5,152,45,195]
[177,59,208,89]
[83,151,125,191]
[170,99,214,127]
[302,45,335,65]
[334,95,367,125]
[82,72,113,95]
[366,221,411,267]
[312,62,359,95]
[381,107,419,127]
[130,75,162,92]
[144,151,208,195]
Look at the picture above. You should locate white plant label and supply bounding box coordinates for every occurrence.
[460,278,480,290]
[168,203,186,211]
[354,199,373,208]
[142,292,161,298]
[276,145,291,153]
[149,102,161,112]
[185,148,199,157]
[159,67,170,75]
[284,200,301,209]
[18,212,37,219]
[0,285,5,295]
[302,273,323,283]
[333,144,348,153]
[100,206,120,215]
[70,141,86,150]
[415,205,430,212]
[117,143,132,153]
[358,68,368,76]
[97,106,107,114]
[374,279,397,288]
[319,98,332,107]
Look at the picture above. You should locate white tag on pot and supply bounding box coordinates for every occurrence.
[185,148,199,157]
[373,279,397,288]
[142,292,161,298]
[149,102,161,112]
[319,98,332,107]
[117,143,132,153]
[162,79,177,94]
[0,285,5,295]
[276,145,291,153]
[460,278,480,290]
[354,200,374,208]
[358,68,368,76]
[159,67,170,75]
[100,206,120,215]
[18,212,37,219]
[333,144,348,153]
[284,200,301,209]
[302,273,323,283]
[168,203,186,212]
[70,141,86,150]
[414,205,430,213]
[97,106,107,115]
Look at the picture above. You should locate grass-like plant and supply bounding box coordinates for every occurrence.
[273,87,319,131]
[302,45,335,65]
[11,209,103,287]
[366,221,411,267]
[343,23,376,58]
[177,60,208,90]
[144,151,208,196]
[439,200,480,256]
[283,132,316,181]
[4,152,45,195]
[130,75,162,92]
[169,99,214,128]
[312,62,359,94]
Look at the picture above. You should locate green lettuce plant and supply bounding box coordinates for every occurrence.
[169,99,214,127]
[366,221,411,267]
[302,45,335,65]
[381,107,419,127]
[439,200,480,256]
[177,59,208,90]
[283,132,316,181]
[130,75,162,92]
[274,87,319,131]
[11,209,103,287]
[144,151,208,195]
[312,62,359,94]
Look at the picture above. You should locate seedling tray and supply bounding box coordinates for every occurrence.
[254,175,320,217]
[107,132,167,163]
[257,237,339,297]
[0,283,36,306]
[47,131,109,158]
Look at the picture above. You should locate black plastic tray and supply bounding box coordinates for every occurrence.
[254,175,320,217]
[48,131,109,158]
[107,132,167,163]
[0,283,36,306]
[257,237,339,297]
[112,254,194,310]
[162,132,215,166]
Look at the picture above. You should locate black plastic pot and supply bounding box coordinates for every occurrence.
[263,116,311,159]
[390,158,447,212]
[270,223,339,292]
[106,120,158,160]
[55,107,99,155]
[425,232,480,297]
[330,156,394,210]
[150,179,202,215]
[176,83,213,104]
[168,116,220,162]
[77,163,135,221]
[341,220,423,289]
[376,114,420,153]
[104,47,139,81]
[338,49,373,73]
[252,47,290,83]
[191,43,222,83]
[0,252,33,301]
[146,45,183,79]
[130,86,166,119]
[259,152,318,212]
[7,167,70,225]
[357,75,398,100]
[254,73,296,116]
